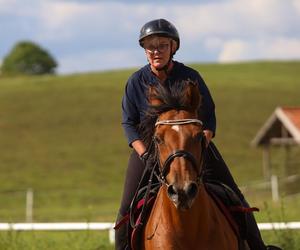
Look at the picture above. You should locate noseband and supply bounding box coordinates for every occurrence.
[154,118,206,185]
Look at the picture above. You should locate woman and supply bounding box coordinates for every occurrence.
[116,18,272,250]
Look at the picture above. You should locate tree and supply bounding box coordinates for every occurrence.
[1,41,57,75]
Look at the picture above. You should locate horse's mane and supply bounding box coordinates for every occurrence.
[138,79,198,147]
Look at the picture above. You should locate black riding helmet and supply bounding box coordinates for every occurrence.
[139,19,180,52]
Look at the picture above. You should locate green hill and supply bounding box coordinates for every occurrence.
[0,61,299,222]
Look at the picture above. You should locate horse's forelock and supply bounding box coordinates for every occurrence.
[139,80,201,147]
[148,80,199,112]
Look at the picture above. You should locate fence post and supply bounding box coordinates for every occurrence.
[26,188,33,222]
[271,175,279,202]
[109,226,115,244]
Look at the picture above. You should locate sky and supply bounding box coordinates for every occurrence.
[0,0,300,74]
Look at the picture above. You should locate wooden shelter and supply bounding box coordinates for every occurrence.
[251,107,300,180]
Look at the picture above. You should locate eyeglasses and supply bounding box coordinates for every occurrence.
[144,43,170,54]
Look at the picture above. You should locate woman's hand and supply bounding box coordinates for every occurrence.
[131,139,147,157]
[132,140,149,165]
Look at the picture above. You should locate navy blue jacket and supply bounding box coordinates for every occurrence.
[122,61,216,146]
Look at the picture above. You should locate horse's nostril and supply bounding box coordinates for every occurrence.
[186,182,198,199]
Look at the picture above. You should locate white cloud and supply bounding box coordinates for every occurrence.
[34,1,144,42]
[265,38,300,59]
[173,0,299,42]
[204,37,224,50]
[218,40,250,62]
[293,0,300,12]
[39,1,84,29]
[0,0,40,16]
[218,38,300,62]
[4,0,298,43]
[35,1,90,41]
[58,48,144,74]
[0,0,17,13]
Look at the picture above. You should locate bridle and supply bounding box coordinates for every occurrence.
[129,118,206,228]
[154,118,206,186]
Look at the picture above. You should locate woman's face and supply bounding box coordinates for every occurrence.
[143,36,175,70]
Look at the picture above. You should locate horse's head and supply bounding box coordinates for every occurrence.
[148,80,206,210]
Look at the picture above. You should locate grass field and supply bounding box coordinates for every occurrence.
[0,61,299,248]
[0,231,113,250]
[0,230,300,250]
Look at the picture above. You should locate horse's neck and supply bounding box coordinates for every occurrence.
[144,185,238,249]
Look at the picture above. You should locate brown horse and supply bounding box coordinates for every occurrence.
[141,81,239,250]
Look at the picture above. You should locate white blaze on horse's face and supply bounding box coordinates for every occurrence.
[171,125,180,132]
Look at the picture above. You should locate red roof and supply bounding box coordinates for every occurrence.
[282,107,300,132]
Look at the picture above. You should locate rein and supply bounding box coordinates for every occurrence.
[154,118,206,186]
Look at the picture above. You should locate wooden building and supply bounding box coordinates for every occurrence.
[251,107,300,180]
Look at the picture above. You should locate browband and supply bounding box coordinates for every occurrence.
[155,119,203,127]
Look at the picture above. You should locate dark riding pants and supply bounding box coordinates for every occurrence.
[116,142,266,250]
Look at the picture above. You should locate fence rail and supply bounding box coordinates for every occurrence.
[1,221,300,245]
[0,222,114,231]
[0,222,116,244]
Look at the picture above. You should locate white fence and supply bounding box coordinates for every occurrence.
[258,222,300,230]
[240,174,300,202]
[1,221,300,245]
[0,222,116,244]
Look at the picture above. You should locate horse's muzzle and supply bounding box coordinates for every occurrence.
[167,181,198,210]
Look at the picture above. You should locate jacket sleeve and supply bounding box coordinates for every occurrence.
[121,77,141,146]
[196,75,217,136]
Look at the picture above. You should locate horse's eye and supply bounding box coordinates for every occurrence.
[195,132,204,142]
[154,135,163,145]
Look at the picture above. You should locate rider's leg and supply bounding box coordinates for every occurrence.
[115,212,129,250]
[115,151,146,250]
[204,142,266,250]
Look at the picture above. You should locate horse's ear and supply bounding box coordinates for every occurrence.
[148,86,162,106]
[184,80,202,111]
